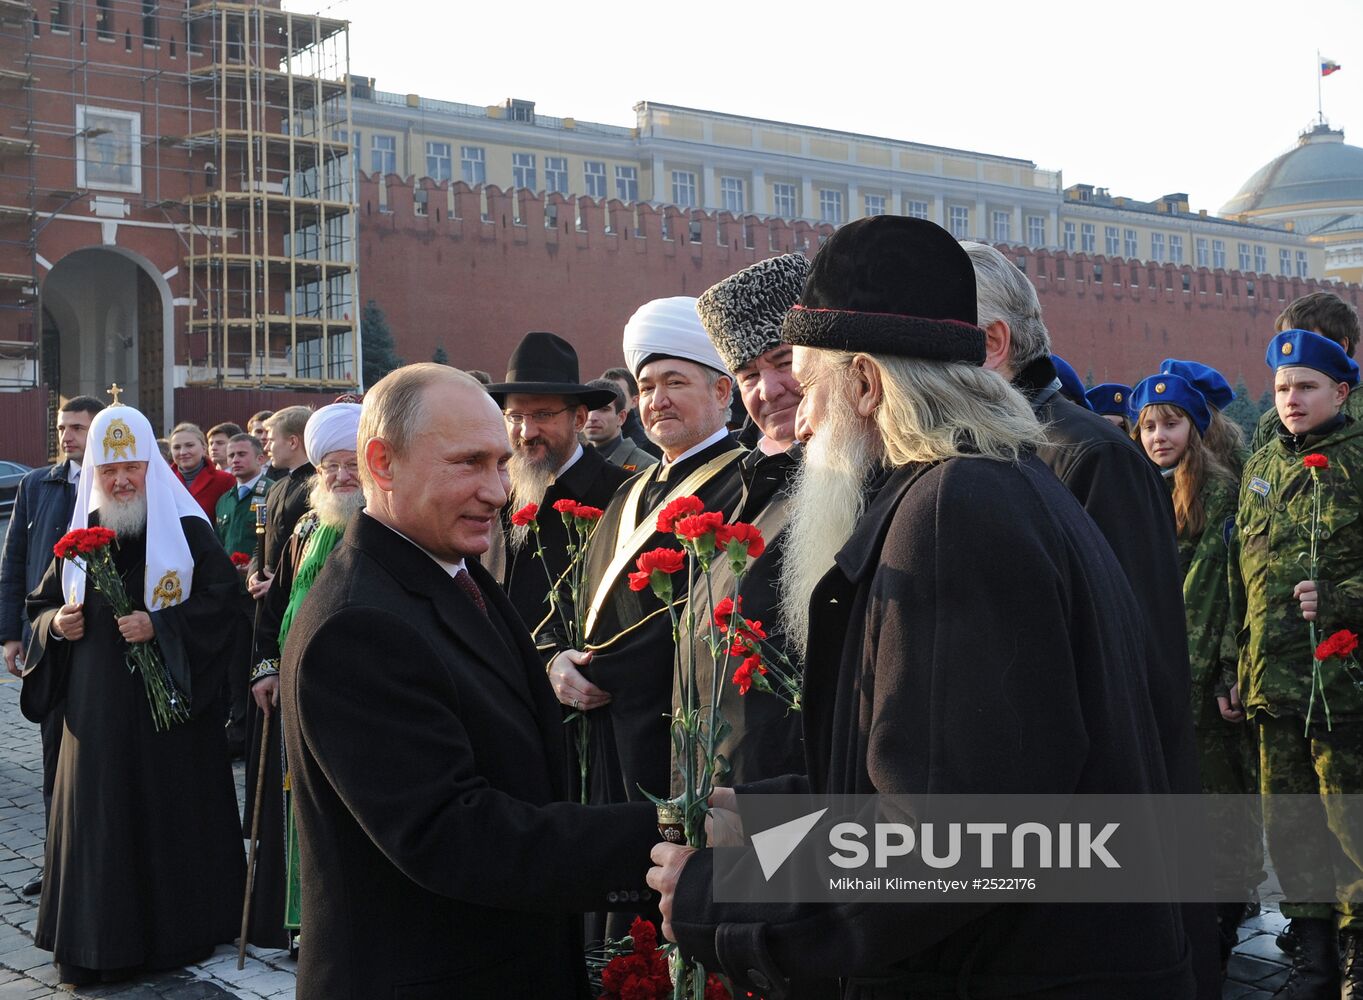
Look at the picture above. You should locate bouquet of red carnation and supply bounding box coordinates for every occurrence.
[714,595,801,711]
[509,497,607,804]
[53,527,189,731]
[596,917,729,1000]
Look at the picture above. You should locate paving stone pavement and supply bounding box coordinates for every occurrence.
[0,677,295,998]
[0,623,1307,998]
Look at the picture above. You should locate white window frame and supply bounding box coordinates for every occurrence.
[1080,223,1095,254]
[1027,215,1046,246]
[863,193,886,217]
[1169,235,1184,265]
[1123,229,1138,258]
[907,199,930,221]
[1062,221,1076,252]
[720,176,745,213]
[545,156,568,195]
[460,146,485,185]
[1238,243,1252,271]
[949,205,970,239]
[1297,251,1309,278]
[615,165,637,202]
[1254,245,1268,273]
[583,161,607,199]
[371,134,396,175]
[425,141,451,182]
[1212,240,1226,269]
[1150,232,1165,263]
[671,170,697,207]
[819,188,843,224]
[992,210,1011,243]
[76,105,141,193]
[512,152,536,190]
[772,183,797,217]
[1279,248,1292,276]
[1105,226,1120,257]
[1196,238,1209,268]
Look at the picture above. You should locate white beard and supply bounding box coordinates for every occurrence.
[309,476,365,528]
[778,405,878,662]
[93,490,148,538]
[506,449,558,553]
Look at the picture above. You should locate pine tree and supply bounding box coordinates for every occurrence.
[432,344,450,365]
[1221,376,1264,441]
[361,299,403,387]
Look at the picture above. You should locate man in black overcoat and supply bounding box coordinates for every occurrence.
[280,364,660,999]
[962,241,1218,996]
[482,332,629,633]
[649,218,1197,999]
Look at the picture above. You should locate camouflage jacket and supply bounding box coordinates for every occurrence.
[1249,382,1363,454]
[1229,415,1363,722]
[1178,474,1239,728]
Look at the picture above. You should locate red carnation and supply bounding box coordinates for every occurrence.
[230,551,251,568]
[656,495,705,533]
[1318,628,1359,660]
[733,655,766,695]
[629,916,657,953]
[713,595,740,629]
[628,548,686,593]
[1305,453,1330,469]
[573,504,604,522]
[54,527,117,560]
[674,511,724,541]
[552,498,581,516]
[510,503,539,526]
[716,521,765,560]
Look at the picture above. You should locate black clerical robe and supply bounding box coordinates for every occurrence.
[497,446,630,633]
[572,434,745,807]
[22,516,246,972]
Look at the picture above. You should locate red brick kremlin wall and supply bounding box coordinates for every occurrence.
[358,173,1359,395]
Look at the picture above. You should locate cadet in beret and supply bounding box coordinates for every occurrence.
[1087,382,1132,433]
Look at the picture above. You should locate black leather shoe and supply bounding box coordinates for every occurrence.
[1274,917,1339,998]
[20,872,41,896]
[1342,928,1363,1000]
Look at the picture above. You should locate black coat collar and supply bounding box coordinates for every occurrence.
[43,459,73,484]
[833,463,935,584]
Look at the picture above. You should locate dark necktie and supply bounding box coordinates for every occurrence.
[454,568,488,617]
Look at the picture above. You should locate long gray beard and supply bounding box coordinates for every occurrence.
[309,476,365,528]
[94,492,148,538]
[778,407,877,662]
[507,451,556,553]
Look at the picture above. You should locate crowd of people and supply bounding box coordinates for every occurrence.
[0,214,1360,999]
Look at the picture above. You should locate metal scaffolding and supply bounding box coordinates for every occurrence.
[0,0,36,389]
[183,1,357,388]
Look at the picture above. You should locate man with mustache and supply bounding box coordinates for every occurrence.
[583,378,658,473]
[649,217,1196,999]
[22,403,244,985]
[483,332,629,633]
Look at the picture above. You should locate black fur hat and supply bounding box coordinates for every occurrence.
[696,253,811,372]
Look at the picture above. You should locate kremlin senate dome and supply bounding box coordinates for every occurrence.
[1222,122,1363,283]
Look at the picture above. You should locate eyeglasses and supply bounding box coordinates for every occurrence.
[503,407,571,426]
[319,460,360,477]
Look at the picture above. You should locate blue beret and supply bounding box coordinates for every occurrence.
[1085,383,1132,417]
[1158,359,1234,409]
[1051,356,1093,410]
[1130,373,1212,435]
[1266,329,1360,386]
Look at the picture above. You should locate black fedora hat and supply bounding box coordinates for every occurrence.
[780,216,985,365]
[485,332,617,409]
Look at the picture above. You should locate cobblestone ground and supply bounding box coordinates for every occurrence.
[0,659,1310,998]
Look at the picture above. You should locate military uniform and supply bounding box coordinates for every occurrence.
[1229,414,1363,928]
[596,434,658,474]
[1177,474,1264,902]
[1249,381,1363,454]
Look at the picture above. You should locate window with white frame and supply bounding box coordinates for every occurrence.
[864,193,886,217]
[949,205,970,239]
[1254,245,1267,273]
[1169,235,1184,265]
[615,165,637,202]
[720,176,745,213]
[1297,251,1309,277]
[76,105,141,192]
[371,135,396,175]
[1062,221,1075,252]
[1279,248,1292,276]
[1080,223,1095,254]
[906,199,930,221]
[1238,243,1251,271]
[512,152,536,190]
[541,156,567,194]
[1150,232,1165,262]
[425,142,451,182]
[584,161,606,199]
[671,170,697,207]
[819,189,843,224]
[992,210,1011,243]
[772,183,797,217]
[460,146,485,185]
[1027,215,1046,246]
[1105,226,1120,257]
[1196,238,1209,268]
[1124,229,1138,258]
[1212,239,1226,269]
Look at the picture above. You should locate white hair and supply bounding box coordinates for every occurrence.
[960,242,1051,370]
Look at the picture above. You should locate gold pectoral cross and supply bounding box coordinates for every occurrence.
[107,382,123,405]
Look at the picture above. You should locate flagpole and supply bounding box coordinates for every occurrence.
[1318,50,1324,125]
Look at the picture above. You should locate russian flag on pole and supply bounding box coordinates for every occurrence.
[1322,59,1342,76]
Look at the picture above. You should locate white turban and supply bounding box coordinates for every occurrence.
[622,296,730,379]
[304,403,362,466]
[63,405,207,610]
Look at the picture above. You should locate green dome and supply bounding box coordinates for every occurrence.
[1221,124,1363,216]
